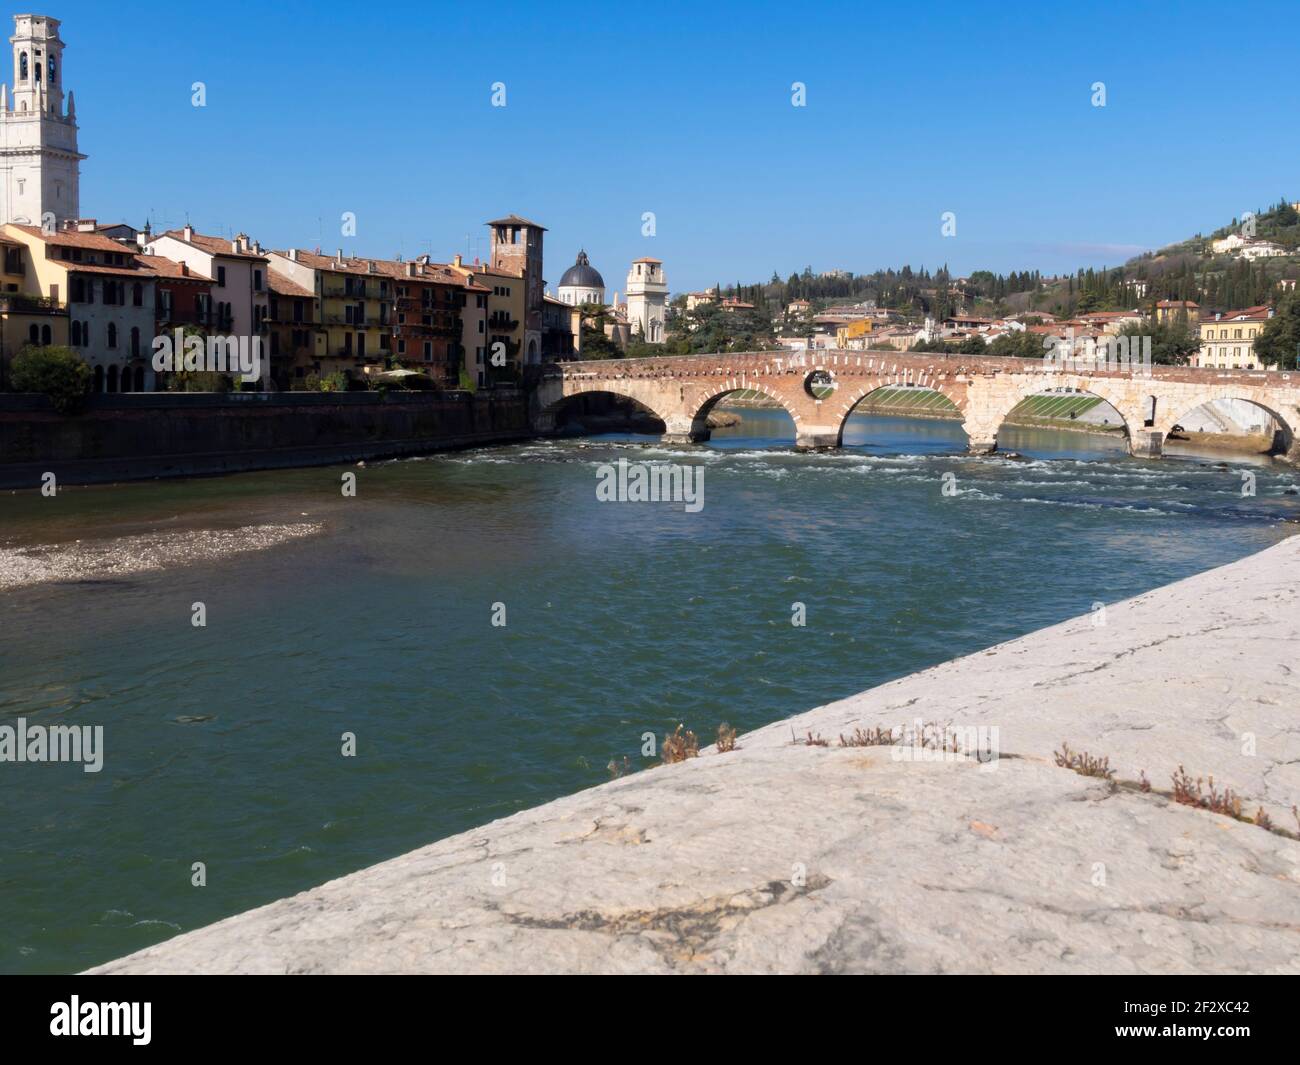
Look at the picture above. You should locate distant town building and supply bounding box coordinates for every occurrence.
[1155,299,1200,325]
[685,287,718,312]
[1193,306,1277,370]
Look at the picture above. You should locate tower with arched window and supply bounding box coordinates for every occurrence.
[0,15,83,228]
[626,258,668,344]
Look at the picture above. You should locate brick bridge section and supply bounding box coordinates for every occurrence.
[533,349,1300,458]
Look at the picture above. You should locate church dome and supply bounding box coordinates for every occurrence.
[559,250,604,290]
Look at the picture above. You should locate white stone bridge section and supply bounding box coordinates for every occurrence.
[533,349,1300,457]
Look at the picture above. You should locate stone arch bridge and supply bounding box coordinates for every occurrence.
[533,349,1300,458]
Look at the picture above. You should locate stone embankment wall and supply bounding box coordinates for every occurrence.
[0,391,529,488]
[90,537,1300,974]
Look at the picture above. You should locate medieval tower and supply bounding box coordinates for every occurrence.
[626,258,667,343]
[0,14,83,228]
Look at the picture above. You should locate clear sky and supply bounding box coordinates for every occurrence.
[41,0,1300,292]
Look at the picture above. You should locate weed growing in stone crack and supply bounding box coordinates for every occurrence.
[661,724,699,764]
[716,723,737,753]
[1054,742,1115,780]
[1139,769,1152,793]
[1170,764,1271,827]
[839,725,897,747]
[794,729,830,747]
[607,756,632,779]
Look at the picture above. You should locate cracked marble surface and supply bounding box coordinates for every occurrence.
[90,538,1300,974]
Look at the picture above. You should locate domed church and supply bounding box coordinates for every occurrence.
[557,250,605,306]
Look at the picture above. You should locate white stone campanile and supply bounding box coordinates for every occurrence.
[0,14,83,228]
[626,258,667,343]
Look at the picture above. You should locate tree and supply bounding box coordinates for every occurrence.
[1254,292,1300,369]
[8,345,92,413]
[1117,318,1199,366]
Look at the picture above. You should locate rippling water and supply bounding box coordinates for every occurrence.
[1,409,1297,973]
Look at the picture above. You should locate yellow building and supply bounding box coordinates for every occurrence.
[835,318,874,349]
[1193,306,1276,369]
[0,234,68,389]
[1155,299,1200,325]
[446,260,525,383]
[265,248,394,380]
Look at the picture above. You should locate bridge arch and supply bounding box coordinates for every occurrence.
[1159,394,1298,456]
[963,375,1146,456]
[830,380,966,447]
[533,383,676,437]
[687,384,799,443]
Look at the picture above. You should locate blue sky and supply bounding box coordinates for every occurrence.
[43,0,1300,292]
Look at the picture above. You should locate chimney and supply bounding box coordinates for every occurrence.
[287,248,298,262]
[180,262,189,276]
[183,224,194,242]
[406,262,416,277]
[336,248,343,262]
[367,260,376,274]
[453,254,463,268]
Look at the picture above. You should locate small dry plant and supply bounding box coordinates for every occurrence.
[1053,742,1115,780]
[839,726,897,748]
[1170,764,1271,826]
[796,730,829,747]
[607,756,632,779]
[661,724,699,764]
[715,723,737,753]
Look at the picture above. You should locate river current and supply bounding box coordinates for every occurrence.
[1,409,1296,972]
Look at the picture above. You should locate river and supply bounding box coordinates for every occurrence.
[1,408,1296,973]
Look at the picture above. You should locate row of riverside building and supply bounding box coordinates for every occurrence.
[0,212,579,394]
[0,14,580,393]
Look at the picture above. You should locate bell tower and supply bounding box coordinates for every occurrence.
[0,14,83,227]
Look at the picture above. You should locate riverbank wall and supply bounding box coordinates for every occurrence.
[0,391,529,488]
[90,536,1300,974]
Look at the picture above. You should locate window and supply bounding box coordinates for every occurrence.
[254,269,263,291]
[18,52,27,81]
[132,282,143,306]
[397,339,405,354]
[48,54,55,83]
[423,341,432,360]
[71,320,81,345]
[107,323,117,348]
[217,265,226,286]
[131,327,140,358]
[41,324,50,345]
[28,324,38,344]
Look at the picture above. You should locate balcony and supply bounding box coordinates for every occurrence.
[488,315,519,331]
[0,293,63,314]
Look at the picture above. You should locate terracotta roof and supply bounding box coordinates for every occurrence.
[267,271,314,298]
[485,214,546,230]
[631,257,662,264]
[135,254,213,283]
[161,229,269,261]
[271,249,392,277]
[1156,299,1199,308]
[7,223,132,252]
